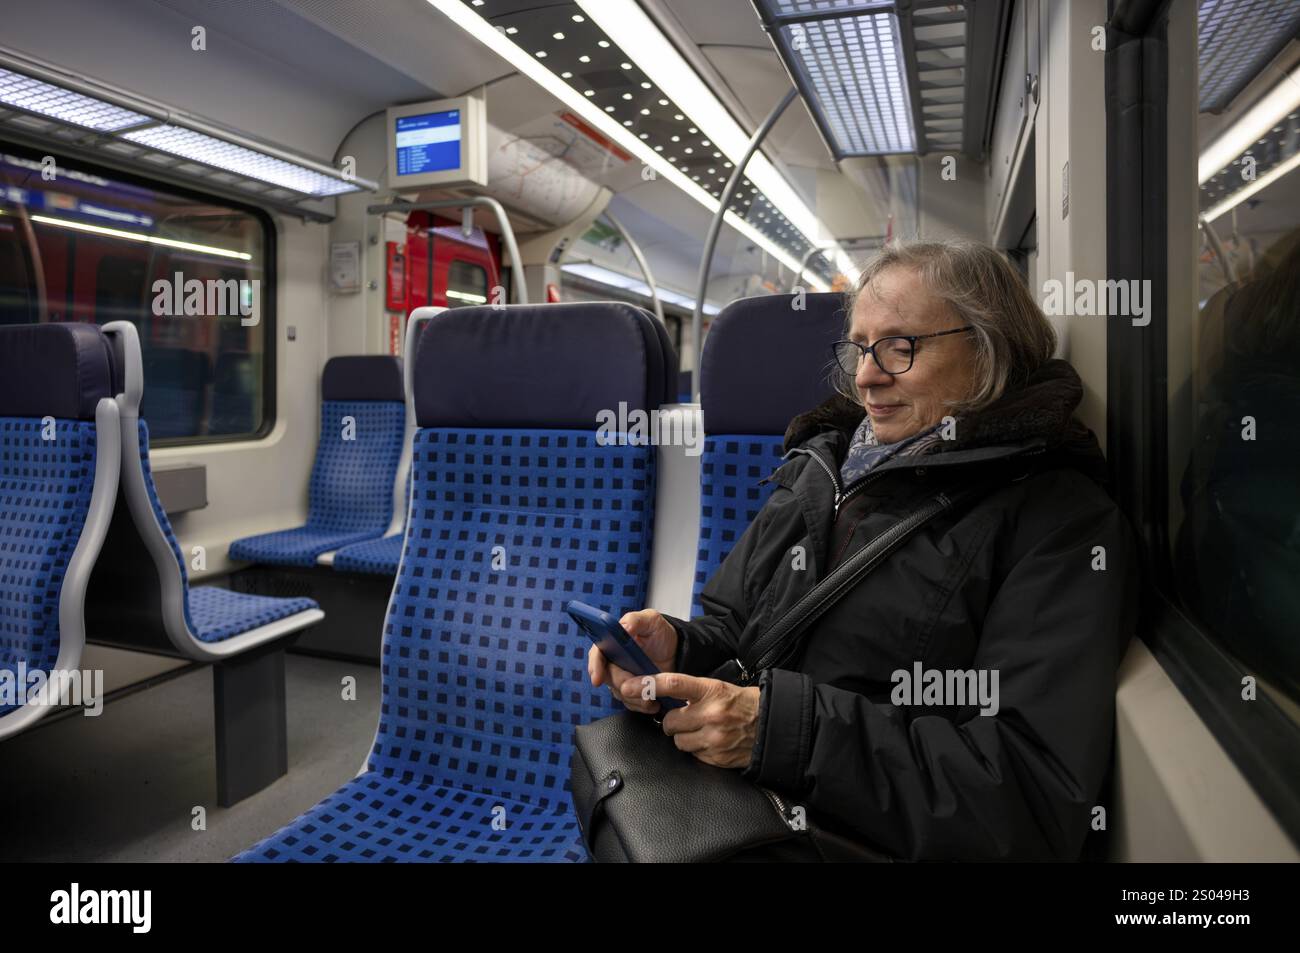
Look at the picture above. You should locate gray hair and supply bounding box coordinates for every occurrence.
[833,239,1058,414]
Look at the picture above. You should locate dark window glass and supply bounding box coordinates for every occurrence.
[446,258,488,308]
[0,148,271,441]
[1169,13,1300,705]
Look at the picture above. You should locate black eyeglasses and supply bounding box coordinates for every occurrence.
[831,326,974,376]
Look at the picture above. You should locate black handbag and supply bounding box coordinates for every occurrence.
[571,480,1001,863]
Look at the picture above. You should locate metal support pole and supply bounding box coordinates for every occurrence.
[367,196,529,304]
[691,87,797,401]
[792,244,822,292]
[602,211,665,327]
[1198,214,1235,285]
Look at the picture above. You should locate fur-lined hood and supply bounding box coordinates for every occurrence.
[783,359,1106,482]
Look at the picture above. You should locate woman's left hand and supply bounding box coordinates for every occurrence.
[648,673,761,769]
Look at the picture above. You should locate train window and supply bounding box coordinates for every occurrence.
[0,147,272,444]
[445,258,488,307]
[0,217,36,323]
[1110,0,1300,840]
[1169,11,1300,709]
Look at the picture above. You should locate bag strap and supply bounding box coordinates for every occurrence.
[735,474,1006,683]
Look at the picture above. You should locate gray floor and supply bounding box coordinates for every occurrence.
[0,652,381,862]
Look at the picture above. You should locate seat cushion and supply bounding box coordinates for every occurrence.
[133,419,319,638]
[231,771,588,863]
[331,534,403,575]
[187,586,317,644]
[228,527,387,568]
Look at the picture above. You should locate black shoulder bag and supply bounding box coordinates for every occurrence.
[570,478,1003,863]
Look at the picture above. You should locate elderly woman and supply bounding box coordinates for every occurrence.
[589,239,1137,861]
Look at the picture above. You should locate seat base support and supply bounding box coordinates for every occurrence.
[214,641,289,807]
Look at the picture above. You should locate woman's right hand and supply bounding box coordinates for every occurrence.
[587,608,679,714]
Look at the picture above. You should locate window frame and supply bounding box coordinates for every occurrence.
[0,139,278,447]
[1105,0,1300,847]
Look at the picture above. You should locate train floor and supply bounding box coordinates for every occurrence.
[0,649,381,862]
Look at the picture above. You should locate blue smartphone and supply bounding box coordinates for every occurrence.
[564,600,685,711]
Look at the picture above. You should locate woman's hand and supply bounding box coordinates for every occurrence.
[587,608,678,714]
[657,674,761,769]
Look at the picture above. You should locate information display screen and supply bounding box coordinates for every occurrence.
[394,109,461,177]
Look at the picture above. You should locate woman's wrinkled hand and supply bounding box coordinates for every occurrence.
[656,674,761,770]
[587,608,678,714]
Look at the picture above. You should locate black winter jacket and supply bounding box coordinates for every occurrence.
[662,359,1138,861]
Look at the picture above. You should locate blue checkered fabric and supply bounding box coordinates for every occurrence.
[0,417,98,717]
[187,586,317,643]
[233,427,655,862]
[692,435,786,617]
[229,400,405,567]
[331,534,403,575]
[135,420,317,643]
[332,468,410,575]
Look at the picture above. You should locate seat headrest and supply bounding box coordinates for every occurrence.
[413,302,671,428]
[322,356,404,402]
[701,293,848,434]
[645,309,679,406]
[0,322,115,420]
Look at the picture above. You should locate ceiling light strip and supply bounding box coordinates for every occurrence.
[575,0,837,250]
[0,46,375,199]
[0,66,154,132]
[1202,146,1300,222]
[1198,64,1300,183]
[426,0,831,288]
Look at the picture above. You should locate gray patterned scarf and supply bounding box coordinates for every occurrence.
[838,412,944,486]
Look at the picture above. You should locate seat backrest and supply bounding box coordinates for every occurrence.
[370,302,672,810]
[307,356,405,535]
[384,307,445,538]
[692,292,847,615]
[0,322,120,732]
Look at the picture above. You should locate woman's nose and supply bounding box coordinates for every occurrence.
[856,354,893,388]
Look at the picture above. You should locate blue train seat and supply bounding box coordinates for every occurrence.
[330,308,443,577]
[0,323,121,740]
[233,301,674,862]
[228,356,405,567]
[88,321,323,659]
[692,293,846,615]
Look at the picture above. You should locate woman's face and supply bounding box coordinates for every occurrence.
[848,265,976,443]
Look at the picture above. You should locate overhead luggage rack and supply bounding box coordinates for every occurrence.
[0,47,377,222]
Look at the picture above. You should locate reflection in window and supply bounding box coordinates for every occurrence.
[0,148,270,442]
[1172,22,1300,701]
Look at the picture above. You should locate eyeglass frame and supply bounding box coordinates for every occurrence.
[830,326,975,376]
